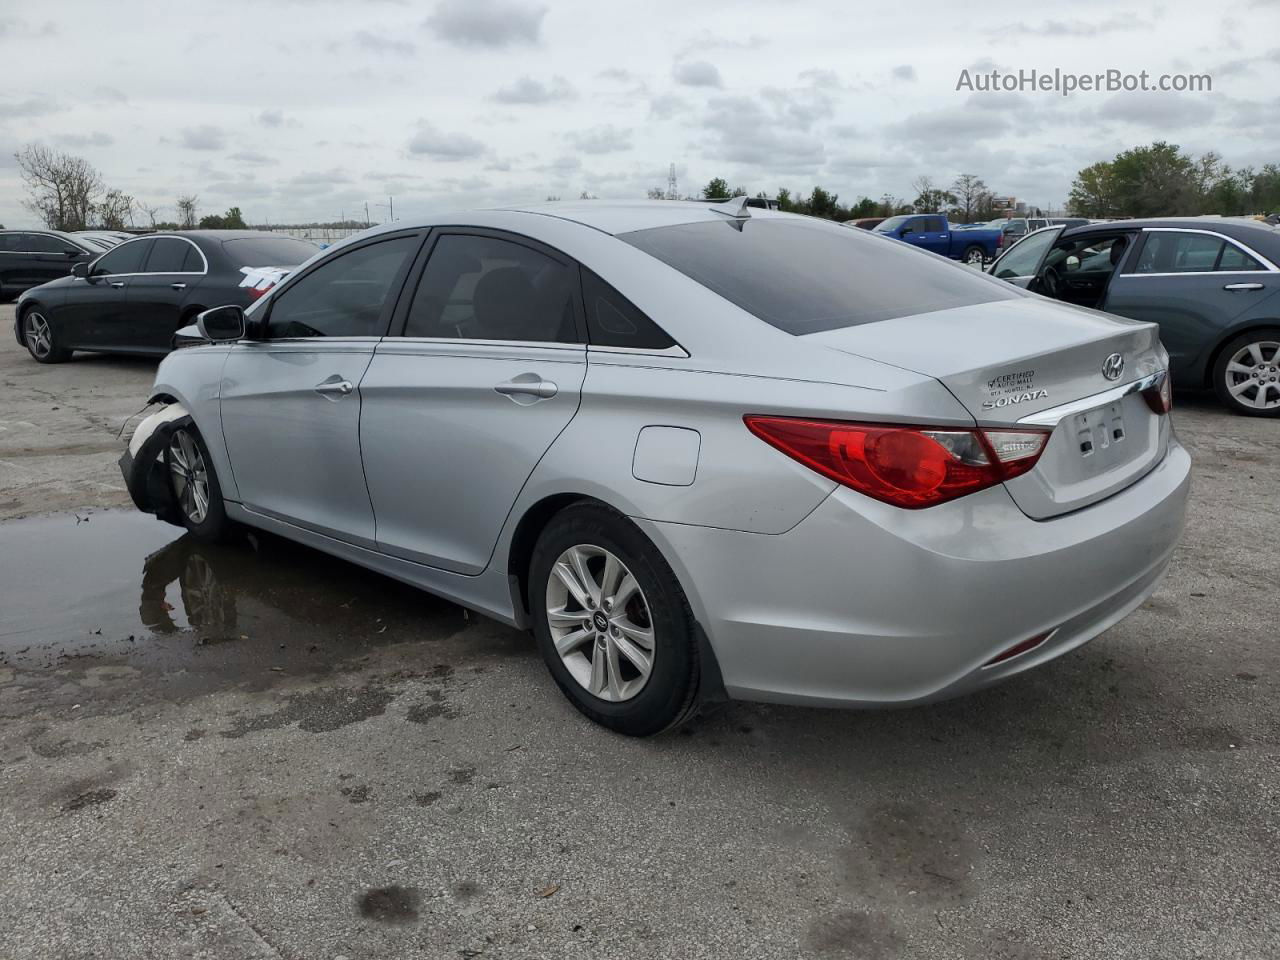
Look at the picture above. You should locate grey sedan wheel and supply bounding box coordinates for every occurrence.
[529,503,700,736]
[163,424,233,541]
[1215,330,1280,416]
[169,429,211,525]
[23,309,69,363]
[545,544,656,702]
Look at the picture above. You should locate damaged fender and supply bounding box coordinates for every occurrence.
[119,403,191,526]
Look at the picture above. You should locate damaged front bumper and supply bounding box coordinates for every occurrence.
[119,403,190,525]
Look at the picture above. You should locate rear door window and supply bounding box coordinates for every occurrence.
[620,218,1023,335]
[402,234,579,343]
[1216,243,1265,272]
[0,234,21,252]
[26,234,78,254]
[145,237,199,273]
[923,217,945,232]
[1130,232,1225,274]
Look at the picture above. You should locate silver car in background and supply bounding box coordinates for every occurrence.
[120,199,1190,736]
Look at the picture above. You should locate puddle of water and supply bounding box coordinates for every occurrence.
[0,509,473,675]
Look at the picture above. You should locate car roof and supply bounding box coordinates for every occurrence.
[486,199,797,236]
[1063,216,1280,240]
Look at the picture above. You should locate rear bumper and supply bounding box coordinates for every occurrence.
[644,437,1191,708]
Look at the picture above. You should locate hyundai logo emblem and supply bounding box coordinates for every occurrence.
[1102,353,1125,381]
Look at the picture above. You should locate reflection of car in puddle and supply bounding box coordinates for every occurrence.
[140,536,241,639]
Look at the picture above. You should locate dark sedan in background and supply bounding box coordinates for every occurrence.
[0,230,98,299]
[14,231,319,363]
[989,217,1280,416]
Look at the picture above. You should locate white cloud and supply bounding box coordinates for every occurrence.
[425,0,546,48]
[407,122,486,160]
[673,60,723,88]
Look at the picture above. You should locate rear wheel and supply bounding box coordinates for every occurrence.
[164,424,233,541]
[22,308,70,363]
[1213,328,1280,416]
[529,503,700,736]
[962,245,986,267]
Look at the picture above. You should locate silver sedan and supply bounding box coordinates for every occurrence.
[120,199,1190,735]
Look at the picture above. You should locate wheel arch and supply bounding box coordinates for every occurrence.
[504,491,728,703]
[1200,317,1280,388]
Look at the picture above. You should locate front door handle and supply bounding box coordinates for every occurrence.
[1224,282,1265,291]
[314,376,354,399]
[109,281,125,288]
[171,282,187,290]
[494,375,558,400]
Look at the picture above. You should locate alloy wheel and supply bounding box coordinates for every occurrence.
[24,312,52,359]
[544,544,655,702]
[1223,339,1280,411]
[169,429,211,525]
[965,248,985,266]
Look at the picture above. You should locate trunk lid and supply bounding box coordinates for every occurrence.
[808,297,1170,519]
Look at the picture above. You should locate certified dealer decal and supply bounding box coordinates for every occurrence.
[982,369,1048,410]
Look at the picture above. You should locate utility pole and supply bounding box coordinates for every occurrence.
[667,163,678,200]
[364,201,371,227]
[375,196,395,223]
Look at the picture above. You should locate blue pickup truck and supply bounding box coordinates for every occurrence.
[871,214,1002,266]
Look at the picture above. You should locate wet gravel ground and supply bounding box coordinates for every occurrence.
[0,304,1278,959]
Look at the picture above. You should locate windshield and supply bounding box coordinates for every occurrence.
[620,218,1024,335]
[873,215,911,234]
[222,236,319,268]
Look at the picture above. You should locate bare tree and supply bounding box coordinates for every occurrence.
[139,202,163,229]
[950,173,992,223]
[176,194,199,229]
[15,144,103,231]
[96,189,136,230]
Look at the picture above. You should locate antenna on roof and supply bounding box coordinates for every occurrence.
[709,195,751,219]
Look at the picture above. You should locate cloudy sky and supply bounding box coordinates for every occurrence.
[1,0,1277,227]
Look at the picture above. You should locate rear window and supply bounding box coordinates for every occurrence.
[222,237,318,268]
[619,218,1023,335]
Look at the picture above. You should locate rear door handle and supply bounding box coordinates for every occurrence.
[171,282,187,290]
[494,375,558,400]
[1223,282,1265,291]
[314,376,354,399]
[109,281,125,288]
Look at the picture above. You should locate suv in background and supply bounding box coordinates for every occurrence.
[0,230,96,300]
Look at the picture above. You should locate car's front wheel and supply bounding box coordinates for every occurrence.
[22,308,70,363]
[1213,328,1280,416]
[164,424,233,541]
[529,503,700,736]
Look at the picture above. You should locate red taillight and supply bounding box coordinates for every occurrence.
[996,233,1005,249]
[1143,373,1172,414]
[743,416,1050,509]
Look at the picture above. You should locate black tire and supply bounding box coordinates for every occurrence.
[20,306,71,363]
[962,245,986,267]
[528,502,700,736]
[1212,327,1280,417]
[163,422,234,542]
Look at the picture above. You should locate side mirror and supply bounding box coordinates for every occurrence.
[1066,255,1081,271]
[899,227,912,237]
[66,249,83,258]
[70,262,88,279]
[196,305,245,342]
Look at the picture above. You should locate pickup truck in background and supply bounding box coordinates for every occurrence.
[871,213,1001,266]
[871,214,1094,265]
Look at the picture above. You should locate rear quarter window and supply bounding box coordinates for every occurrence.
[620,218,1024,335]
